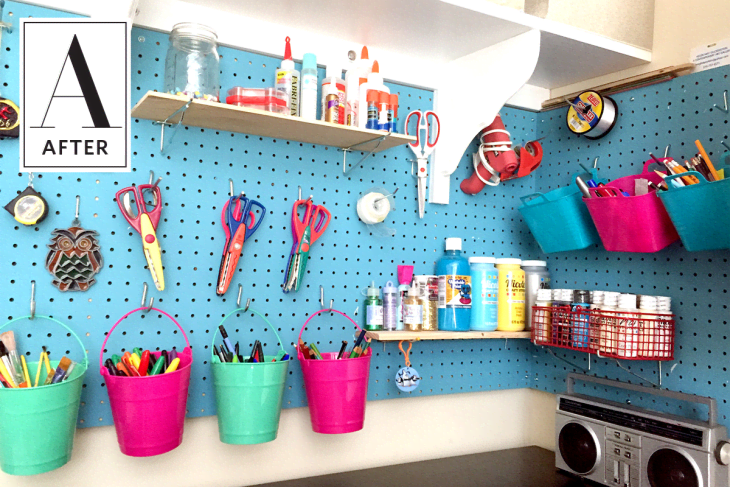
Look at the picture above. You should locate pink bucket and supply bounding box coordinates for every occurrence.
[298,310,371,434]
[583,159,679,252]
[100,307,192,457]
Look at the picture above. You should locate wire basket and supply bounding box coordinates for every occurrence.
[531,306,674,360]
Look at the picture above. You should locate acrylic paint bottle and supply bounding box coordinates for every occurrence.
[436,238,471,331]
[382,281,398,331]
[616,293,639,358]
[495,258,525,331]
[534,288,552,343]
[322,83,339,123]
[655,296,672,358]
[589,290,604,350]
[468,257,498,331]
[403,285,422,332]
[275,37,300,116]
[570,290,591,348]
[365,90,379,130]
[522,260,550,330]
[388,93,399,132]
[364,281,383,331]
[396,265,414,331]
[599,291,620,354]
[638,294,657,358]
[299,53,318,120]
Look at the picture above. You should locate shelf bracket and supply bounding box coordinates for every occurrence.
[152,99,192,154]
[341,131,391,175]
[613,358,660,388]
[543,347,587,373]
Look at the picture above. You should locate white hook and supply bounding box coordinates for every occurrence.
[30,280,36,320]
[664,145,671,158]
[229,179,234,197]
[320,285,333,310]
[236,284,243,308]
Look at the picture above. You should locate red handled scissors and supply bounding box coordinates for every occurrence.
[282,199,331,293]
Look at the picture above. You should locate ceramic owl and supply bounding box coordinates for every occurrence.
[46,226,103,291]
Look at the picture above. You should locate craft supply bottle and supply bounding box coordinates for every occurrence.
[522,260,550,330]
[599,292,620,354]
[468,257,498,331]
[436,238,471,331]
[396,265,414,331]
[365,91,379,130]
[388,94,398,132]
[321,65,345,124]
[589,290,604,350]
[655,296,672,358]
[414,275,438,331]
[322,83,339,123]
[550,289,570,345]
[616,293,639,358]
[345,46,372,126]
[570,290,591,348]
[377,91,390,131]
[299,53,318,120]
[495,258,525,331]
[638,295,657,358]
[534,288,552,343]
[382,281,398,331]
[357,61,389,129]
[364,281,383,331]
[403,285,422,331]
[275,37,300,116]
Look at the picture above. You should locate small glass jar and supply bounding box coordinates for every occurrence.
[164,23,220,102]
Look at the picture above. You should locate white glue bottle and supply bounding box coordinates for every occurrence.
[299,53,318,120]
[275,37,300,117]
[357,60,389,130]
[383,281,398,331]
[345,46,372,127]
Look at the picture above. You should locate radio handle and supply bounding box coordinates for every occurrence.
[566,373,718,427]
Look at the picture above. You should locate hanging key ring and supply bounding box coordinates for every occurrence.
[398,340,412,368]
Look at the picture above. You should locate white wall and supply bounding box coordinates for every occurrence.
[1,388,556,487]
[552,0,730,97]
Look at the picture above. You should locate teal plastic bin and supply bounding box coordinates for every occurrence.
[518,169,605,253]
[657,170,730,251]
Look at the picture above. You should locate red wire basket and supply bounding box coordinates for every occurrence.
[531,306,674,360]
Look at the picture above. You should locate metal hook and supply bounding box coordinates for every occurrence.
[236,284,243,307]
[30,280,36,320]
[298,185,302,201]
[721,139,730,152]
[714,90,729,114]
[664,145,671,158]
[229,179,234,197]
[593,157,599,169]
[72,195,81,226]
[320,285,333,310]
[28,172,34,189]
[544,347,588,373]
[141,283,154,313]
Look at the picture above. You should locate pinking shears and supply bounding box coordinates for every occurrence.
[405,110,440,219]
[116,178,165,291]
[217,193,266,295]
[283,199,331,293]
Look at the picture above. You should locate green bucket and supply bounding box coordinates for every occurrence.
[0,315,88,476]
[211,308,289,445]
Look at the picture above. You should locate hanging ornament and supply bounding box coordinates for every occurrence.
[46,195,103,292]
[4,172,49,225]
[0,98,19,139]
[396,341,422,392]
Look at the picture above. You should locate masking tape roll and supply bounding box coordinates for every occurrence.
[357,192,391,224]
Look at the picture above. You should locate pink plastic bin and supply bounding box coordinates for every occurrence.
[100,307,192,457]
[298,310,371,434]
[583,159,679,252]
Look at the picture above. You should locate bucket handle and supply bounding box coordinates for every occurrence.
[211,307,286,360]
[297,309,361,360]
[663,170,708,190]
[0,314,89,368]
[519,192,549,205]
[642,158,669,175]
[100,307,191,370]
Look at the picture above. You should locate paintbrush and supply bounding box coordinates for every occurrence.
[45,356,71,385]
[0,331,25,386]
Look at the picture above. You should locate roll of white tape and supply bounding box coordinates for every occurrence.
[357,192,391,224]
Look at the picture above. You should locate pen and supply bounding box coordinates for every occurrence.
[213,345,226,363]
[337,340,348,359]
[256,341,264,362]
[219,325,235,360]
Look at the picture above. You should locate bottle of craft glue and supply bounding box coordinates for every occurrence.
[276,36,300,117]
[364,281,383,331]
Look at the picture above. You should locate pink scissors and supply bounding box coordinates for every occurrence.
[405,110,440,219]
[283,199,331,293]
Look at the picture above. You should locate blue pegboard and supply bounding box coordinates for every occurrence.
[0,2,540,428]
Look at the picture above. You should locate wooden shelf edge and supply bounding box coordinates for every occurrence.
[365,330,531,341]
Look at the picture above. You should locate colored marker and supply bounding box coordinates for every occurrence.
[139,351,150,377]
[165,358,180,373]
[150,357,165,375]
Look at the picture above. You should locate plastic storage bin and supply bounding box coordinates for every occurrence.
[583,160,679,252]
[658,170,730,251]
[518,169,605,253]
[226,87,289,114]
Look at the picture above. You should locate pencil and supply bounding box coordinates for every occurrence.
[42,347,52,374]
[695,140,720,181]
[34,351,43,387]
[21,355,31,388]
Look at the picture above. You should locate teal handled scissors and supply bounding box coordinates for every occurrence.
[283,198,331,293]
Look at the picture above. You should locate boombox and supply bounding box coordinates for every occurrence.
[556,374,730,487]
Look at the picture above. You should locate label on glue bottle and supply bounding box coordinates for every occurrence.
[366,304,384,326]
[438,275,472,309]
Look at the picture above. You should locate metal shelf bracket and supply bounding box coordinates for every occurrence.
[341,131,391,175]
[152,98,192,154]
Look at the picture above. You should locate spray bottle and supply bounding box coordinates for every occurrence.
[396,265,414,331]
[299,53,318,120]
[345,46,372,127]
[357,61,389,130]
[364,281,383,331]
[383,281,398,331]
[275,37,300,117]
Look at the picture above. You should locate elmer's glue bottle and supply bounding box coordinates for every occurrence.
[345,46,372,126]
[357,61,389,130]
[436,238,471,331]
[275,37,300,116]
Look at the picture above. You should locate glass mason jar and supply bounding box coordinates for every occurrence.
[164,23,220,102]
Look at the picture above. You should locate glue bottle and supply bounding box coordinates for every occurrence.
[345,46,372,126]
[403,285,422,332]
[436,238,471,331]
[364,281,383,331]
[383,281,398,331]
[321,65,345,124]
[357,61,389,130]
[299,53,318,120]
[275,37,300,116]
[365,91,379,130]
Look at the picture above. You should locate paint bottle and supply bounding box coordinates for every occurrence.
[396,265,414,331]
[599,291,620,354]
[364,281,383,331]
[570,290,591,348]
[436,238,471,331]
[414,275,439,331]
[495,258,525,331]
[382,281,398,331]
[377,91,390,131]
[322,83,339,123]
[357,61,390,129]
[275,36,300,116]
[299,53,318,120]
[344,46,372,127]
[521,260,550,330]
[616,293,639,358]
[389,93,399,132]
[534,288,552,343]
[589,290,605,350]
[365,91,379,130]
[468,257,498,331]
[638,294,657,358]
[403,285,422,332]
[321,65,345,124]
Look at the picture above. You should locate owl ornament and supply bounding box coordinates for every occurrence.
[46,197,103,292]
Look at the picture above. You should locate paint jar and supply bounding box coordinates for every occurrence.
[495,258,525,331]
[616,294,639,358]
[382,281,398,331]
[403,285,422,332]
[436,238,471,331]
[164,23,220,101]
[468,257,498,331]
[638,295,657,358]
[533,288,552,343]
[414,275,438,331]
[570,290,591,348]
[552,289,573,346]
[363,281,383,331]
[522,260,550,330]
[599,292,620,354]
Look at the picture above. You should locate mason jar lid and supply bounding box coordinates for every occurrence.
[170,22,218,42]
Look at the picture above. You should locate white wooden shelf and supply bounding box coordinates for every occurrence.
[131,92,415,153]
[365,330,531,342]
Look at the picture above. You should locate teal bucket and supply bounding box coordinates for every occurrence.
[658,170,730,251]
[211,308,290,445]
[518,169,605,253]
[0,315,87,476]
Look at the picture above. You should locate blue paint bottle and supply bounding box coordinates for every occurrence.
[436,238,471,331]
[468,257,498,331]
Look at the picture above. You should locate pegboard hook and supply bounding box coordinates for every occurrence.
[341,131,391,175]
[714,90,729,114]
[664,145,671,158]
[30,280,36,320]
[320,285,333,311]
[153,98,192,154]
[0,1,12,35]
[28,172,34,189]
[141,282,154,313]
[721,139,730,152]
[72,195,81,226]
[229,179,234,197]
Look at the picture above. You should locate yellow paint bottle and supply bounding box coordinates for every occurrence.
[495,258,526,331]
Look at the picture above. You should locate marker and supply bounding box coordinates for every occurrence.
[130,353,141,369]
[116,361,131,377]
[165,358,180,373]
[133,347,144,358]
[219,325,235,359]
[148,354,157,373]
[337,341,348,359]
[213,345,226,363]
[161,350,170,369]
[111,354,122,366]
[170,349,178,362]
[139,351,150,377]
[150,356,165,375]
